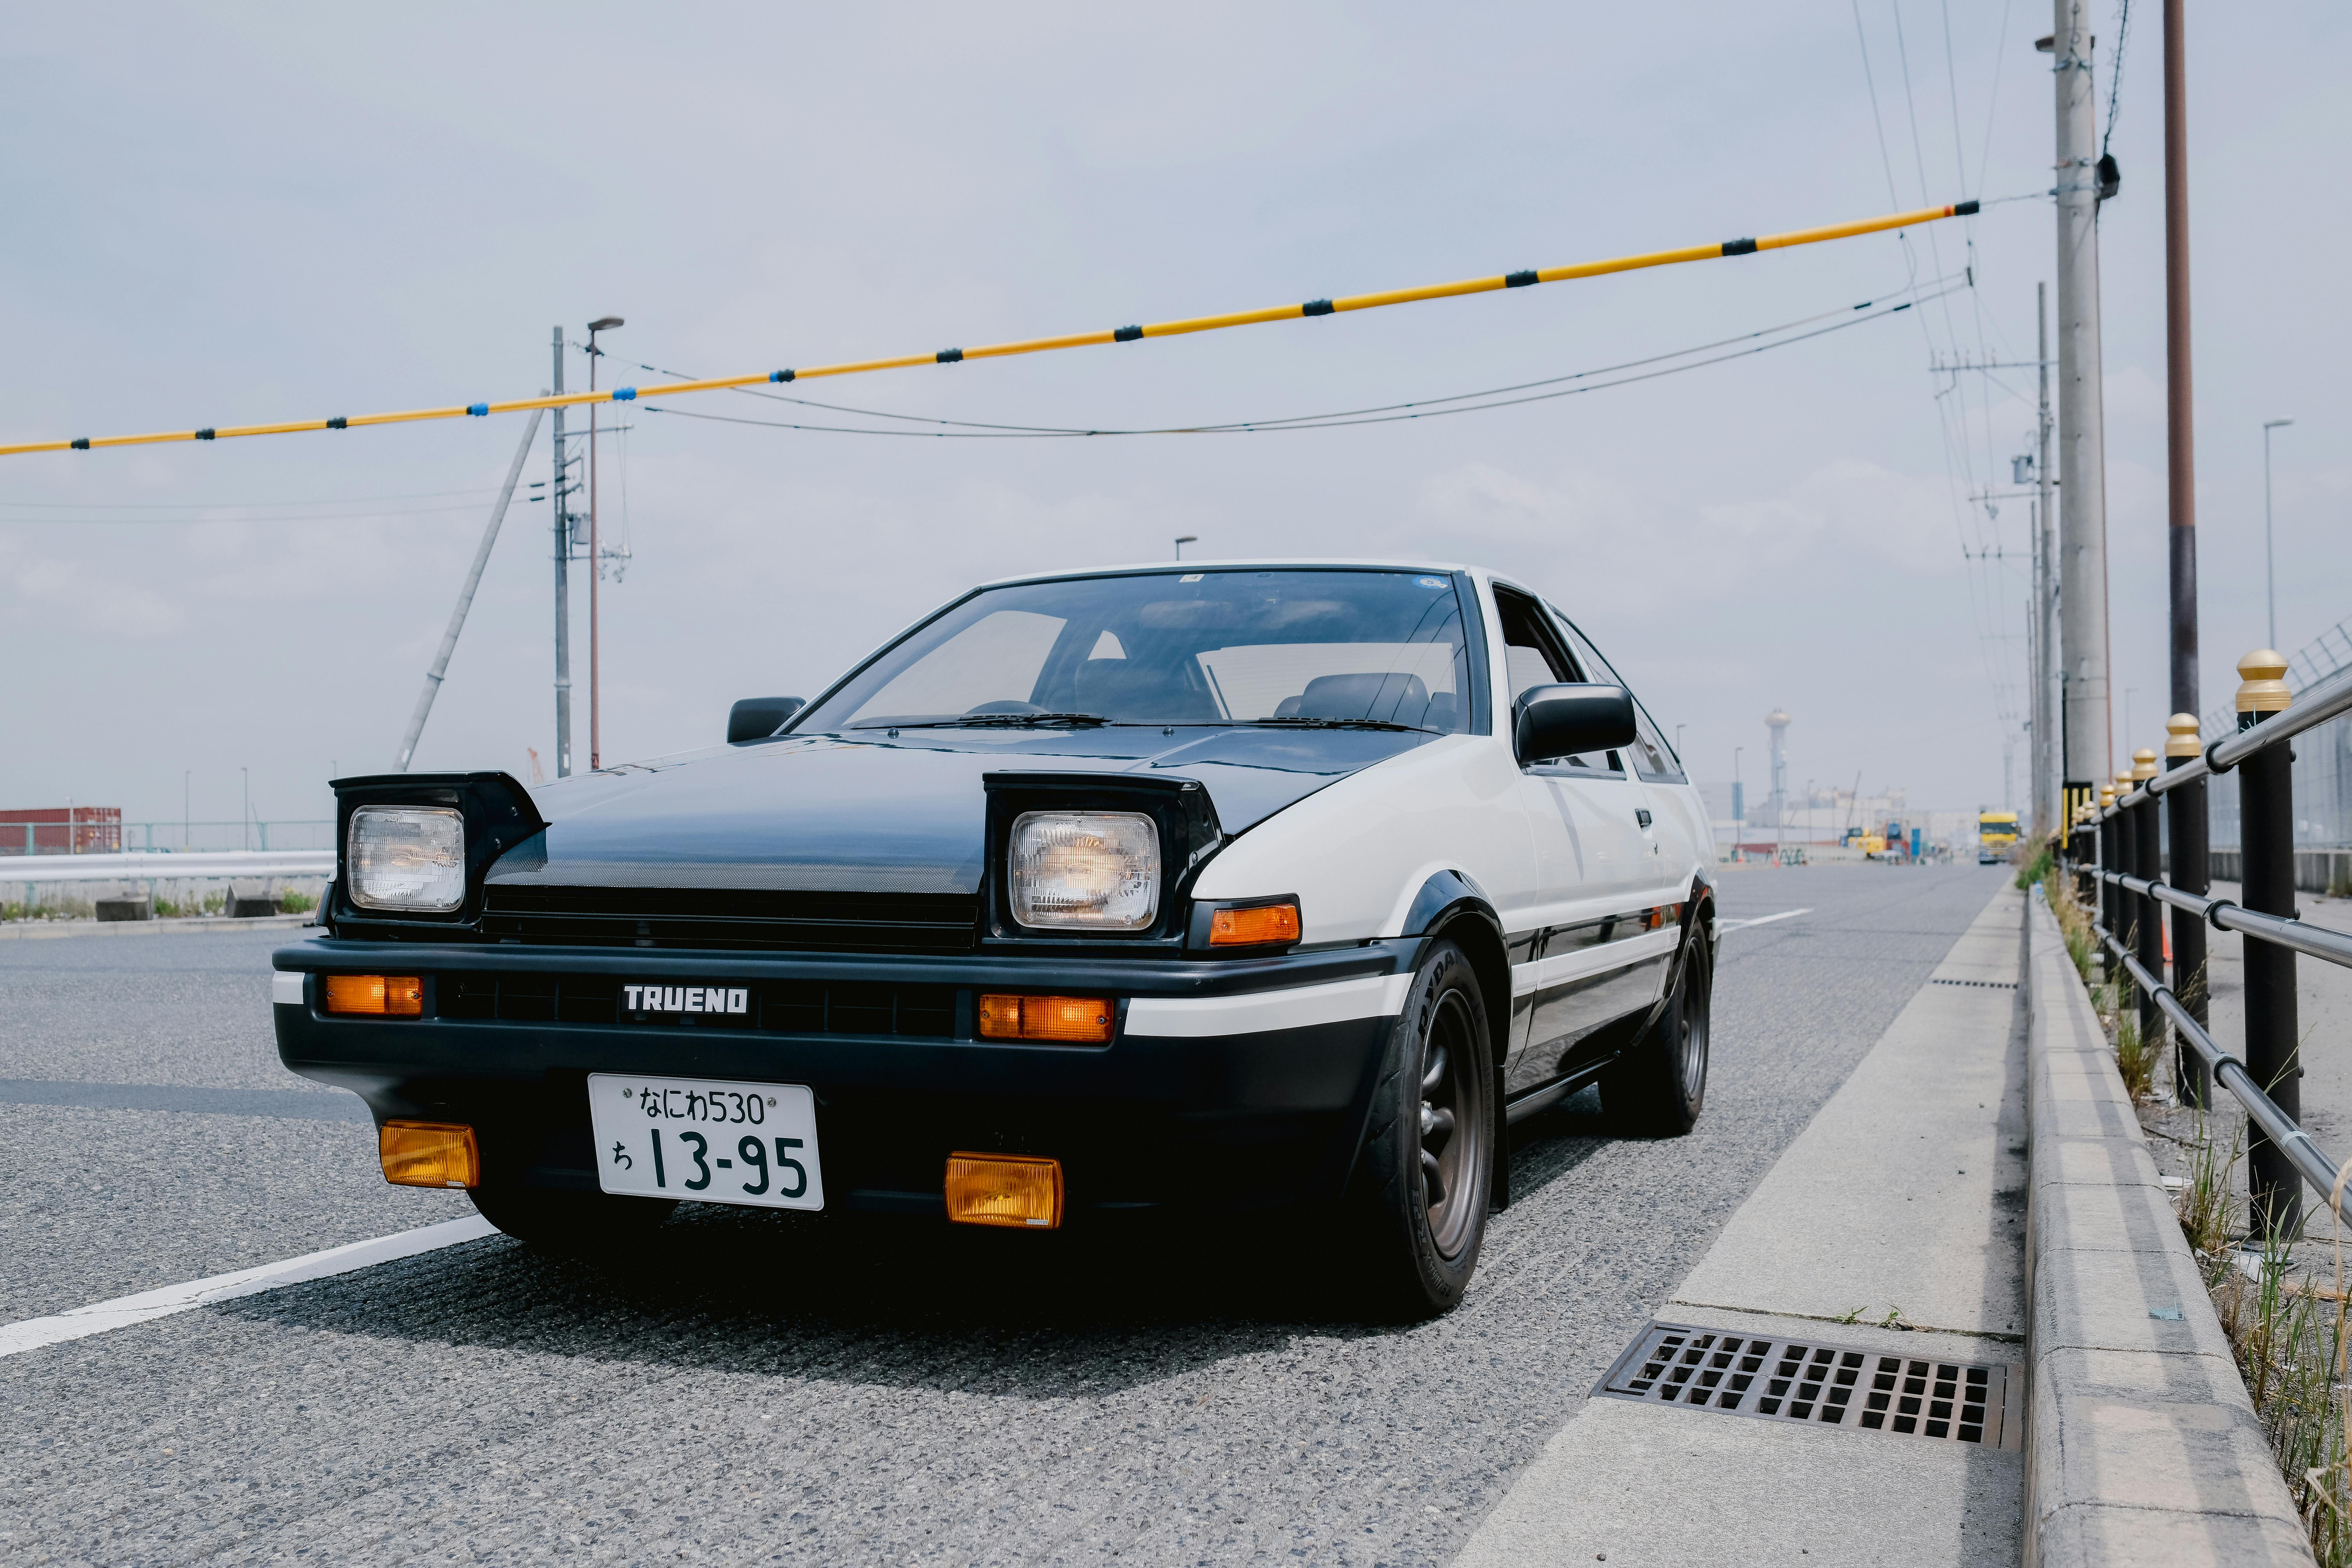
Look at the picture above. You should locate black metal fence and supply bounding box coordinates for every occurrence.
[2061,653,2352,1235]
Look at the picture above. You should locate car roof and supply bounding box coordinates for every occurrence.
[969,558,1488,591]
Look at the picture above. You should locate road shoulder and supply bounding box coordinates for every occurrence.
[1455,880,2029,1566]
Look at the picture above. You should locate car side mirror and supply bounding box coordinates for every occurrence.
[727,696,805,745]
[1514,683,1636,765]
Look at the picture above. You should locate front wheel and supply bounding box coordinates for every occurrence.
[469,1183,677,1252]
[1346,939,1495,1319]
[1601,933,1711,1136]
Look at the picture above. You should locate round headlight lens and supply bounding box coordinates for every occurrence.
[348,805,466,913]
[1008,810,1159,930]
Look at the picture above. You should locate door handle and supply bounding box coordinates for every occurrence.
[1635,809,1652,828]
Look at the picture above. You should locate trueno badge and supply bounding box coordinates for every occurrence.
[625,984,750,1016]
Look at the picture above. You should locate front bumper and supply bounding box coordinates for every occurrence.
[272,938,1419,1218]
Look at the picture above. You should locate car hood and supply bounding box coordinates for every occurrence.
[490,726,1433,894]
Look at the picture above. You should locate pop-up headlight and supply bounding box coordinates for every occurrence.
[1008,810,1160,930]
[347,805,466,912]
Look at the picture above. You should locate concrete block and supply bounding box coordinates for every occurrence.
[93,896,151,922]
[2032,1088,2150,1145]
[2031,1131,2165,1196]
[2029,1348,2305,1548]
[2035,1501,2315,1566]
[2031,1245,2238,1363]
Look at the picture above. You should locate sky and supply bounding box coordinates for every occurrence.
[2,2,2345,838]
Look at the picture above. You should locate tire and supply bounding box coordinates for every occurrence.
[1601,932,1711,1137]
[1347,938,1496,1319]
[469,1183,677,1252]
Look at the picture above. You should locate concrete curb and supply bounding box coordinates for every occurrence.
[2023,889,2315,1566]
[0,913,313,942]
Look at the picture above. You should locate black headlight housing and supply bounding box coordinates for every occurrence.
[980,772,1223,950]
[325,771,545,939]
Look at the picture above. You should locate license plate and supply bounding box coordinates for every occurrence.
[587,1073,824,1212]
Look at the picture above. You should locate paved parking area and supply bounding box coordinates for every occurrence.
[0,864,2009,1565]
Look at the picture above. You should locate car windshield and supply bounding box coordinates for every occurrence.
[794,569,1474,734]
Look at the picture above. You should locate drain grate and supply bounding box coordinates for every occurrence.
[1595,1323,2021,1448]
[1929,977,2018,989]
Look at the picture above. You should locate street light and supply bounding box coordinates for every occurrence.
[1174,535,1198,560]
[2264,418,2293,649]
[587,316,625,771]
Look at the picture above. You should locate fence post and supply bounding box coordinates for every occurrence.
[2107,780,2126,950]
[2164,714,2211,1108]
[2073,804,2096,905]
[2130,749,2163,1053]
[2236,649,2301,1237]
[2107,775,2145,1020]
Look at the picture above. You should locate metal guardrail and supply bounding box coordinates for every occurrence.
[5,851,333,886]
[2087,911,2350,1226]
[2062,649,2352,1234]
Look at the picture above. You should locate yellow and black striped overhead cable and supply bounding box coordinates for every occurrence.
[5,199,1976,461]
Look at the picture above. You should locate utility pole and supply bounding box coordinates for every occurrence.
[2163,0,2200,730]
[586,315,624,772]
[2049,4,2113,805]
[2035,282,2060,837]
[551,326,573,778]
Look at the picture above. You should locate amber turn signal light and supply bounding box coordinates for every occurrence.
[323,974,424,1017]
[379,1121,479,1188]
[976,994,1114,1043]
[1208,902,1301,946]
[944,1152,1063,1228]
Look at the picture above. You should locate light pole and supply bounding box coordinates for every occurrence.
[2263,418,2293,648]
[1174,535,1197,560]
[586,315,624,771]
[240,767,249,852]
[183,771,190,850]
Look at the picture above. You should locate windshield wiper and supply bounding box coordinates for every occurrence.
[1248,716,1431,733]
[899,712,1114,729]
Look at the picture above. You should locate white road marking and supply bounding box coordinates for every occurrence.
[1718,908,1812,933]
[0,1215,498,1360]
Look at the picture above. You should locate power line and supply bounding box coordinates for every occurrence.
[2102,0,2133,160]
[628,278,1963,439]
[0,499,516,527]
[1,198,1980,460]
[0,485,506,511]
[639,285,1958,442]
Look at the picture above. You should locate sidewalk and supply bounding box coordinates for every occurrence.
[1455,883,2031,1566]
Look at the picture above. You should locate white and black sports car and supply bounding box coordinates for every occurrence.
[276,561,1714,1316]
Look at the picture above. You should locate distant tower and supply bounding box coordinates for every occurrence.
[1766,709,1791,828]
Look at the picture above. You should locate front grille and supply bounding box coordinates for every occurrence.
[481,884,981,952]
[1596,1322,2019,1448]
[438,973,957,1038]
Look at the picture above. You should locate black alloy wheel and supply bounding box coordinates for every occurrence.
[1350,938,1495,1318]
[1601,930,1711,1137]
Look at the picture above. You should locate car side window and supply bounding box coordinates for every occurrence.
[1495,587,1619,773]
[1546,603,1684,783]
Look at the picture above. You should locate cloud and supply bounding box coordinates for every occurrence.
[7,550,185,635]
[1412,455,1968,610]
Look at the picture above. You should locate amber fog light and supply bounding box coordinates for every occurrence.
[1208,902,1300,946]
[379,1121,479,1189]
[324,974,424,1016]
[945,1153,1063,1228]
[977,994,1113,1043]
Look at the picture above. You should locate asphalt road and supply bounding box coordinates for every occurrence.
[0,863,2009,1565]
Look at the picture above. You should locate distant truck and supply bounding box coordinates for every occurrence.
[1978,811,2019,864]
